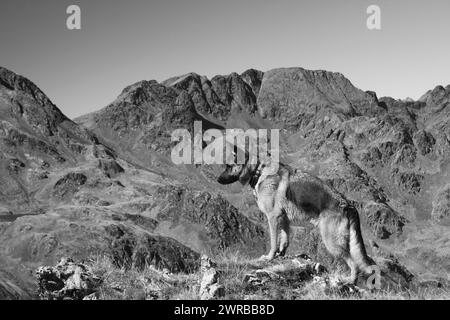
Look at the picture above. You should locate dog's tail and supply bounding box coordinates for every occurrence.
[347,206,374,275]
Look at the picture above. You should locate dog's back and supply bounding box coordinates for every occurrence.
[281,169,347,220]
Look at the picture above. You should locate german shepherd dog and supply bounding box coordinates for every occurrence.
[217,158,374,284]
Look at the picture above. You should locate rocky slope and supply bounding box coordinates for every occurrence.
[35,252,445,300]
[77,67,449,283]
[0,67,98,212]
[0,66,449,299]
[0,67,264,298]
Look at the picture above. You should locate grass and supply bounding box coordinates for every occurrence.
[86,252,449,300]
[89,255,199,300]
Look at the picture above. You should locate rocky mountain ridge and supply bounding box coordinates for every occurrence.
[0,66,449,299]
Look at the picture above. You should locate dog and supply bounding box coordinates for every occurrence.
[217,156,374,284]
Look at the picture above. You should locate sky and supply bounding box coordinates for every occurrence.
[1,0,450,118]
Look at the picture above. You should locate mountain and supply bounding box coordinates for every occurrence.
[0,66,449,299]
[0,67,264,298]
[0,67,97,212]
[77,67,450,282]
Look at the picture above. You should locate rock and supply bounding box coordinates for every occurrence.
[36,257,101,300]
[413,130,436,156]
[104,224,200,273]
[241,69,264,97]
[241,252,417,298]
[7,158,25,174]
[370,241,415,289]
[0,270,31,299]
[244,255,326,288]
[82,292,98,300]
[390,168,424,195]
[52,172,87,199]
[199,255,224,300]
[360,146,383,168]
[0,208,13,216]
[155,186,266,252]
[111,213,159,231]
[418,85,450,111]
[98,159,124,178]
[73,193,111,206]
[312,273,363,297]
[76,76,223,158]
[163,71,259,121]
[431,185,450,223]
[242,254,369,299]
[1,64,449,299]
[364,201,407,239]
[392,144,417,167]
[257,67,384,130]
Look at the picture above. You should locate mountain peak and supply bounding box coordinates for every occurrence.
[0,67,54,108]
[256,67,384,130]
[0,66,77,136]
[116,80,162,105]
[418,84,450,109]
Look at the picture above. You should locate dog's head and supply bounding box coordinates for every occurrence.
[217,163,245,185]
[217,147,258,185]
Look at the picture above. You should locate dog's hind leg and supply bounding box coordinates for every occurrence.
[320,207,374,284]
[344,257,358,284]
[318,210,357,283]
[278,213,290,257]
[318,210,350,257]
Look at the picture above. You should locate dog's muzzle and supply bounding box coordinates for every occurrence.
[217,174,238,185]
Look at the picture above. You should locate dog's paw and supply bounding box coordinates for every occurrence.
[276,250,286,258]
[257,254,275,262]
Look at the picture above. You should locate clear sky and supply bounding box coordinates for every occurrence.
[1,0,449,118]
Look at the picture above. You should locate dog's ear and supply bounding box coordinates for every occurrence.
[238,164,251,184]
[233,144,245,165]
[239,161,259,185]
[234,144,253,167]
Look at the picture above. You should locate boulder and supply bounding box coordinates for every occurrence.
[36,258,101,300]
[243,254,327,288]
[364,201,407,239]
[431,185,450,223]
[199,255,225,300]
[53,172,87,199]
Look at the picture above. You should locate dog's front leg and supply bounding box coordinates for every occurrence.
[259,212,280,261]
